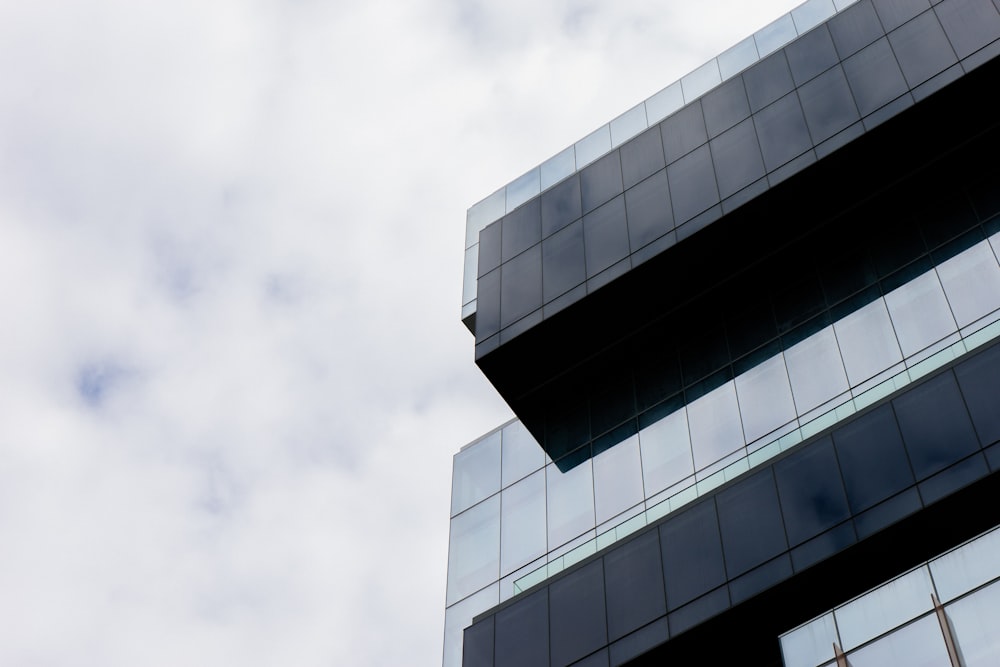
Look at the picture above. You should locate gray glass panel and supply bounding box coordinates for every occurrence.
[444,585,498,667]
[500,469,546,577]
[829,0,886,57]
[620,126,665,190]
[935,0,1000,59]
[646,81,684,124]
[946,579,1000,665]
[667,144,719,224]
[593,433,644,524]
[478,221,501,278]
[604,531,667,641]
[584,196,629,277]
[936,241,1000,327]
[833,297,902,385]
[873,0,931,31]
[543,219,586,302]
[735,352,796,443]
[843,37,909,116]
[550,560,607,666]
[464,245,479,306]
[447,495,501,605]
[955,342,1000,446]
[540,145,576,191]
[799,65,861,143]
[781,612,838,667]
[546,458,595,549]
[702,76,751,138]
[754,91,813,171]
[784,325,849,413]
[541,175,582,238]
[576,125,612,167]
[500,244,542,329]
[833,404,914,513]
[506,168,540,212]
[786,24,839,85]
[688,380,745,470]
[476,267,501,341]
[501,420,545,488]
[660,499,727,608]
[717,468,788,576]
[718,36,759,78]
[744,50,795,112]
[681,59,722,100]
[774,437,851,545]
[610,103,648,147]
[845,613,949,666]
[625,170,673,251]
[756,13,798,57]
[501,199,541,263]
[884,270,957,357]
[452,431,501,516]
[794,0,838,32]
[660,100,708,163]
[834,566,934,650]
[638,406,693,496]
[709,117,766,199]
[888,9,958,87]
[467,188,506,248]
[930,527,1000,602]
[580,151,624,214]
[462,617,493,667]
[495,588,548,667]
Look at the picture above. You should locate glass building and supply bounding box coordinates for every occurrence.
[446,0,1000,664]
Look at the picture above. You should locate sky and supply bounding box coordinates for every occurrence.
[0,1,802,664]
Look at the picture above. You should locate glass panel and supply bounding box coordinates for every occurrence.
[576,125,612,168]
[781,612,838,667]
[625,169,673,251]
[784,325,849,414]
[833,297,903,386]
[500,469,546,577]
[936,241,1000,327]
[842,37,908,116]
[446,495,501,605]
[500,199,541,262]
[753,90,812,172]
[467,188,506,248]
[583,196,629,277]
[463,245,478,307]
[735,352,795,443]
[845,613,949,667]
[833,404,913,513]
[452,431,501,516]
[546,458,595,549]
[542,219,586,302]
[797,65,860,144]
[645,81,683,124]
[681,59,722,101]
[550,560,607,666]
[500,243,542,329]
[887,10,958,88]
[774,437,850,546]
[935,0,1000,60]
[744,50,795,112]
[946,579,1000,666]
[442,584,498,667]
[495,588,548,667]
[540,145,577,191]
[829,0,886,58]
[610,103,648,147]
[755,13,798,57]
[666,144,719,224]
[872,0,930,32]
[688,379,745,470]
[638,406,693,495]
[792,0,837,33]
[710,117,765,199]
[659,498,727,608]
[718,36,759,79]
[702,76,751,138]
[541,174,582,238]
[834,566,935,650]
[580,151,624,214]
[661,100,708,162]
[716,468,787,576]
[930,527,1000,602]
[501,420,545,487]
[593,433,644,524]
[604,531,666,641]
[506,168,540,212]
[884,270,957,358]
[620,125,665,190]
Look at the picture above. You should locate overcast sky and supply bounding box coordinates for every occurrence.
[0,1,802,664]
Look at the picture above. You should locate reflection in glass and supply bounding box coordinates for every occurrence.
[442,584,498,667]
[593,434,644,525]
[452,431,501,516]
[784,325,849,413]
[645,81,683,124]
[506,168,540,212]
[930,527,1000,603]
[834,566,934,650]
[546,459,595,550]
[576,125,612,168]
[780,612,838,667]
[446,495,501,605]
[610,103,648,147]
[681,59,722,101]
[688,380,745,470]
[947,579,1000,666]
[540,146,577,191]
[501,420,545,487]
[638,408,693,496]
[718,36,759,78]
[756,13,798,56]
[936,242,1000,327]
[884,271,957,357]
[501,470,547,577]
[845,613,950,667]
[833,298,902,386]
[735,352,795,443]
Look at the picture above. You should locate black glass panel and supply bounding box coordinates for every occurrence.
[986,442,1000,471]
[774,437,851,546]
[676,309,729,384]
[829,0,886,58]
[729,555,792,605]
[702,75,750,138]
[717,468,787,577]
[833,404,915,513]
[625,170,673,251]
[888,10,958,87]
[589,369,635,438]
[476,267,501,341]
[659,499,727,609]
[918,453,989,504]
[666,144,719,224]
[967,168,1000,221]
[771,262,826,333]
[604,531,667,641]
[893,371,980,479]
[550,560,608,667]
[584,195,629,277]
[854,487,922,539]
[543,219,586,302]
[608,618,668,667]
[935,0,1000,59]
[709,118,765,199]
[660,100,708,162]
[620,126,666,190]
[753,91,812,172]
[819,240,877,305]
[495,588,548,667]
[666,587,730,637]
[501,198,541,263]
[572,648,609,667]
[581,150,624,214]
[744,50,795,112]
[873,0,931,31]
[478,221,501,278]
[542,174,582,238]
[955,342,1000,447]
[798,65,861,144]
[634,354,682,413]
[790,521,857,572]
[843,37,909,116]
[785,24,839,85]
[463,617,494,667]
[500,244,542,329]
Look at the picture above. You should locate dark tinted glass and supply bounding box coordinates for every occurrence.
[843,37,908,115]
[935,0,1000,59]
[774,437,851,546]
[785,24,839,85]
[702,76,750,138]
[660,100,708,162]
[549,560,608,667]
[620,126,666,189]
[589,369,635,438]
[955,342,1000,446]
[572,648,610,667]
[986,442,1000,471]
[580,150,624,214]
[500,244,542,329]
[717,468,787,577]
[666,144,719,224]
[829,0,886,58]
[729,555,792,604]
[893,371,980,479]
[709,118,765,199]
[463,617,494,667]
[888,10,958,87]
[772,262,826,333]
[541,174,582,238]
[634,354,682,413]
[659,499,727,609]
[501,198,541,262]
[854,487,922,538]
[819,241,877,305]
[790,521,857,571]
[604,531,667,641]
[833,404,915,513]
[543,219,586,302]
[667,587,730,636]
[753,91,812,172]
[584,196,630,277]
[494,588,548,667]
[873,0,931,31]
[744,50,795,112]
[625,170,673,251]
[918,454,989,504]
[798,65,860,143]
[609,619,668,666]
[476,268,501,341]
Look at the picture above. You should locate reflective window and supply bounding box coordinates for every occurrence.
[638,407,693,496]
[610,103,648,147]
[576,125,612,168]
[506,168,540,212]
[593,434,645,525]
[645,81,684,124]
[442,584,498,667]
[756,13,798,57]
[946,579,1000,666]
[540,145,576,191]
[780,612,838,667]
[500,421,545,487]
[500,470,547,577]
[452,431,501,516]
[681,59,722,100]
[718,36,759,79]
[546,458,595,549]
[887,9,957,88]
[845,613,950,667]
[784,325,849,413]
[930,527,1000,603]
[735,352,796,443]
[833,298,902,386]
[936,242,1000,328]
[446,495,501,605]
[834,566,934,650]
[884,271,957,357]
[688,379,745,470]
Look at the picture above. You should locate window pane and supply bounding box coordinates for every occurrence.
[936,241,1000,328]
[546,458,595,549]
[638,407,694,495]
[452,431,501,516]
[833,297,902,386]
[930,527,1000,603]
[845,613,950,667]
[500,470,547,577]
[501,420,545,487]
[780,612,838,667]
[593,434,644,524]
[784,325,849,414]
[446,495,501,605]
[946,579,1000,666]
[735,352,796,443]
[834,566,934,650]
[688,380,745,470]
